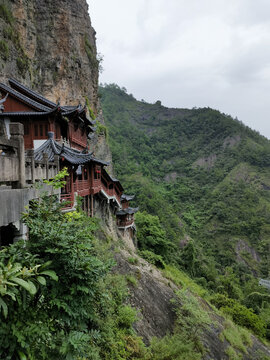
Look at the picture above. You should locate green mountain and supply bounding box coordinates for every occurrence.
[100,83,270,334]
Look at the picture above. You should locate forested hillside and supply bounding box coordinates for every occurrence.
[100,83,270,339]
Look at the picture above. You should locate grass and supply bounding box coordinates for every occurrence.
[225,346,242,360]
[0,40,8,60]
[84,34,98,69]
[0,2,14,24]
[220,319,252,356]
[162,264,208,298]
[127,256,139,265]
[126,274,137,287]
[16,55,29,75]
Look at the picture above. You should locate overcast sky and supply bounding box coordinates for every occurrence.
[87,0,270,139]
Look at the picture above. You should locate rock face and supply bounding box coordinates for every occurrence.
[0,0,98,110]
[0,0,111,163]
[114,250,177,344]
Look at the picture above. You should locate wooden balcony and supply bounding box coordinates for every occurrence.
[117,219,134,228]
[74,180,90,196]
[60,193,74,210]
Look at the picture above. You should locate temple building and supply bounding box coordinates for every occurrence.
[116,194,138,238]
[0,79,137,242]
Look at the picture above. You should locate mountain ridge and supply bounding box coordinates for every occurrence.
[100,83,270,320]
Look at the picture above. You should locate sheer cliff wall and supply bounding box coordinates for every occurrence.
[0,0,111,164]
[1,0,97,107]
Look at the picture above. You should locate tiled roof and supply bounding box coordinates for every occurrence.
[0,79,96,134]
[106,173,124,191]
[34,135,109,166]
[121,194,135,202]
[9,78,57,109]
[0,105,60,117]
[116,207,139,216]
[0,83,51,112]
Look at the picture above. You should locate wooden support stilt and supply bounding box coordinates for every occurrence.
[91,194,94,217]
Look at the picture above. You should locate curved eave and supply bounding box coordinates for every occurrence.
[0,83,51,112]
[9,78,57,109]
[116,207,139,216]
[121,194,135,202]
[34,138,109,166]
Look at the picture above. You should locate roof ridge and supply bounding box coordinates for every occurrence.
[0,83,51,112]
[9,78,57,109]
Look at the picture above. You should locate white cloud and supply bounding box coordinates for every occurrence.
[88,0,270,138]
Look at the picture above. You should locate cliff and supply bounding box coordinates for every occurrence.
[1,2,270,359]
[0,0,98,108]
[0,0,112,165]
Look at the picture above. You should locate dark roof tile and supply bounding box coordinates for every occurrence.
[116,207,139,216]
[9,78,57,109]
[0,83,51,112]
[34,137,109,166]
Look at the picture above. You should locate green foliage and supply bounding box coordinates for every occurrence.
[139,249,165,269]
[117,305,137,328]
[211,293,267,337]
[220,319,252,358]
[96,119,108,138]
[0,171,144,359]
[149,334,201,360]
[85,96,96,120]
[125,274,137,287]
[136,211,172,259]
[0,40,8,60]
[16,55,29,75]
[0,1,14,24]
[3,25,19,45]
[84,34,100,71]
[43,166,68,189]
[127,256,139,265]
[162,265,208,297]
[99,83,270,340]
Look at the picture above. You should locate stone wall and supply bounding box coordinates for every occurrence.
[0,122,59,240]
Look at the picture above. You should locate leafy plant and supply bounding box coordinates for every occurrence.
[0,40,8,60]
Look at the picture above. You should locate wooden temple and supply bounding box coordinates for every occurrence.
[0,79,137,233]
[116,194,138,237]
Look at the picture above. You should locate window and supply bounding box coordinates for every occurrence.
[24,123,29,135]
[94,166,101,180]
[34,124,38,137]
[40,124,43,136]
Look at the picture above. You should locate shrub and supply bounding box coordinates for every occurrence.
[126,274,137,287]
[16,56,29,75]
[117,305,137,328]
[127,256,138,265]
[0,40,8,60]
[96,119,108,137]
[139,249,165,268]
[211,293,266,337]
[0,2,13,24]
[149,334,201,360]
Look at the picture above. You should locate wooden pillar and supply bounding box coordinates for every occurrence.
[87,195,90,217]
[91,194,94,217]
[70,167,74,207]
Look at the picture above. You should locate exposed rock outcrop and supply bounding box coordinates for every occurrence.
[0,0,112,164]
[0,0,98,110]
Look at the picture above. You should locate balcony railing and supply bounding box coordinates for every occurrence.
[60,193,74,209]
[74,180,89,192]
[117,219,134,228]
